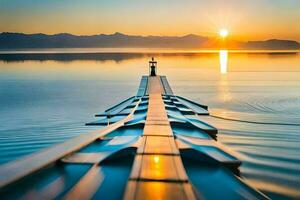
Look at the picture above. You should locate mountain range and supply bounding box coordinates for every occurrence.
[1,32,300,50]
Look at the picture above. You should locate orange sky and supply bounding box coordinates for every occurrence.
[1,0,300,41]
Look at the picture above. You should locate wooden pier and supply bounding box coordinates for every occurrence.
[124,76,196,200]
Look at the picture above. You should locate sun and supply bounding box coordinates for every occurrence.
[219,29,229,38]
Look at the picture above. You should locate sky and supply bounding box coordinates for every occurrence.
[1,0,300,41]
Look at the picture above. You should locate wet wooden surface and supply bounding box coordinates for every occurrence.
[124,76,196,200]
[142,136,179,155]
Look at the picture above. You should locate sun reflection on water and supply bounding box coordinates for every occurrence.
[220,50,228,74]
[218,50,232,102]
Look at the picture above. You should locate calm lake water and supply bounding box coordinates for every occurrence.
[1,50,300,199]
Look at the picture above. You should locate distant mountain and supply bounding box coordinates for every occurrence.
[244,39,300,50]
[0,32,300,50]
[0,32,208,49]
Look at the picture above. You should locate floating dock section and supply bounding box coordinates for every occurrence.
[0,73,269,199]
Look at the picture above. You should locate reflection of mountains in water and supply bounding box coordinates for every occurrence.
[0,51,298,63]
[0,53,147,63]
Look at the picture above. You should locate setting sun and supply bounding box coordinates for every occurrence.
[219,29,229,38]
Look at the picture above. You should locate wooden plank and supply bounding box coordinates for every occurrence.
[175,139,191,149]
[104,96,135,115]
[131,155,187,182]
[64,164,103,200]
[106,136,138,145]
[160,76,174,95]
[144,121,170,126]
[147,76,163,94]
[136,76,148,97]
[142,136,179,155]
[136,76,147,96]
[175,139,242,171]
[145,117,168,122]
[125,181,194,200]
[173,156,189,181]
[61,153,109,164]
[143,124,173,136]
[176,134,242,159]
[136,137,147,154]
[129,155,143,179]
[175,95,208,113]
[131,136,146,149]
[0,99,141,188]
[137,155,178,181]
[146,112,168,116]
[123,181,138,200]
[182,183,197,200]
[22,176,66,200]
[63,137,143,164]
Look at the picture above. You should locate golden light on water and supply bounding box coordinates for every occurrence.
[218,50,232,102]
[219,29,229,38]
[220,50,228,74]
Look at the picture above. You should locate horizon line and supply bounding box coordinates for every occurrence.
[1,31,300,43]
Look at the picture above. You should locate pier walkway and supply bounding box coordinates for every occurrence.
[124,76,196,200]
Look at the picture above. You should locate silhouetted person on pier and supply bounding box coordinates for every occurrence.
[149,57,157,76]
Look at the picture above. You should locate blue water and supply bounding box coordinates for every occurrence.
[1,51,300,199]
[0,79,138,162]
